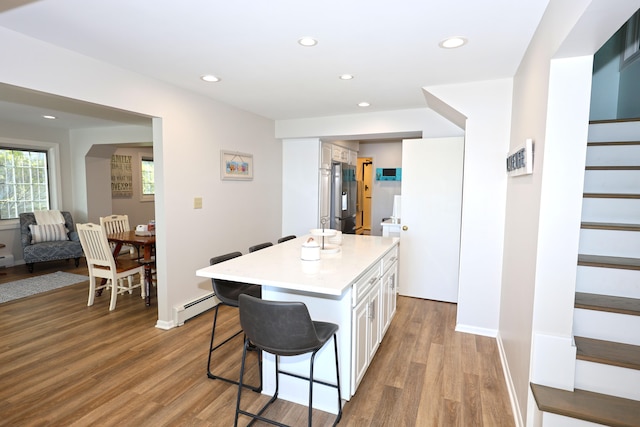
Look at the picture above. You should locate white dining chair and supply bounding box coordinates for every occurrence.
[100,214,135,292]
[77,223,145,311]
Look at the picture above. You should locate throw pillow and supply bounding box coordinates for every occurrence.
[29,223,69,243]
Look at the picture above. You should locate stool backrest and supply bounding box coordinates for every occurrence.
[238,294,321,356]
[209,251,244,306]
[248,242,272,253]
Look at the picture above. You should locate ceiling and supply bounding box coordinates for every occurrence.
[0,0,550,129]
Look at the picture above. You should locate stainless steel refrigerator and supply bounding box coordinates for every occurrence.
[330,161,357,233]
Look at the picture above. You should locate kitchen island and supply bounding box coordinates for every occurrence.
[195,234,399,414]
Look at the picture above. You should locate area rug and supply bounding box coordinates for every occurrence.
[0,271,89,303]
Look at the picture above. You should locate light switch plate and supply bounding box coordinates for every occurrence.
[194,197,203,209]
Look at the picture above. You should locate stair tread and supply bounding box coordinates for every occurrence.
[531,383,640,427]
[575,336,640,370]
[587,140,640,146]
[583,193,640,199]
[575,292,640,316]
[581,222,640,231]
[585,165,640,170]
[578,254,640,270]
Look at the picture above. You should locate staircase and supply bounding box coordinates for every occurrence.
[531,120,640,427]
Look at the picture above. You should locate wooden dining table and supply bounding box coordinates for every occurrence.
[107,231,156,306]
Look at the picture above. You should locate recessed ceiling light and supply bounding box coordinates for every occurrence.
[298,37,318,47]
[439,36,467,49]
[201,74,221,82]
[339,74,354,80]
[358,102,370,108]
[42,115,56,120]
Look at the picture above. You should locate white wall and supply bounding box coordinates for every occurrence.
[281,138,322,237]
[424,79,513,337]
[0,27,282,328]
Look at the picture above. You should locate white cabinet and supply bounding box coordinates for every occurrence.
[349,149,358,166]
[352,274,381,392]
[321,143,333,170]
[381,260,398,335]
[350,257,386,393]
[351,243,398,393]
[380,245,398,335]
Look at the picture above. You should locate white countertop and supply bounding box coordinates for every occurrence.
[196,235,398,296]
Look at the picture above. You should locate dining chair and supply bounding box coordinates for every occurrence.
[248,242,272,253]
[277,235,296,243]
[235,294,342,427]
[100,214,136,292]
[207,252,262,392]
[77,223,145,311]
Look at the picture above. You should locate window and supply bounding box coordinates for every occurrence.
[0,148,50,219]
[140,156,154,202]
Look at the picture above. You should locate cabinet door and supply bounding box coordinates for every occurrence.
[332,145,344,163]
[349,149,358,166]
[319,168,331,227]
[321,143,333,170]
[381,261,398,335]
[368,285,381,361]
[352,297,370,392]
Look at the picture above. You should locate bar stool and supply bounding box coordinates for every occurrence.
[248,241,273,253]
[235,294,342,427]
[207,252,262,392]
[277,235,296,243]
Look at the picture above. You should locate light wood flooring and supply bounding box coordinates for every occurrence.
[0,260,515,426]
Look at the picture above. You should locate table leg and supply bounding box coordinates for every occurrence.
[144,263,153,306]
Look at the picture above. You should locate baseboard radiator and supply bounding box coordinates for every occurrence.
[0,254,15,268]
[173,292,217,326]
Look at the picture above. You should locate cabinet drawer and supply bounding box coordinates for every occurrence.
[381,245,398,273]
[352,263,380,307]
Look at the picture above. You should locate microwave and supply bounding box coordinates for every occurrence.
[375,168,402,181]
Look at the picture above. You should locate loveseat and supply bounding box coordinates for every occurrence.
[19,211,83,272]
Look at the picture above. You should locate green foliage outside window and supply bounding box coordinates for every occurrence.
[141,158,154,195]
[0,148,50,219]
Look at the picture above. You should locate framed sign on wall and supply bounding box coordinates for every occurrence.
[220,150,253,181]
[506,139,534,177]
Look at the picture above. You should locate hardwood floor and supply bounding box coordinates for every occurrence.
[0,260,515,426]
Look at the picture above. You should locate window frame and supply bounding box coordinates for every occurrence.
[0,137,62,230]
[139,153,155,202]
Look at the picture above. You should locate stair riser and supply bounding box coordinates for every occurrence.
[542,413,607,427]
[573,309,640,346]
[581,198,640,223]
[576,266,640,299]
[586,144,640,166]
[583,170,639,193]
[575,360,640,401]
[588,120,640,142]
[578,229,640,258]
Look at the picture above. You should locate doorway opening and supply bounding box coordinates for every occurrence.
[356,157,373,235]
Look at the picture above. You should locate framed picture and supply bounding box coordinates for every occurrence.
[221,150,253,180]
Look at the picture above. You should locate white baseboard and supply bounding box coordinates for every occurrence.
[155,319,175,330]
[496,332,525,427]
[455,323,497,337]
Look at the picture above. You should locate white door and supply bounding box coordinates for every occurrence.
[399,137,464,302]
